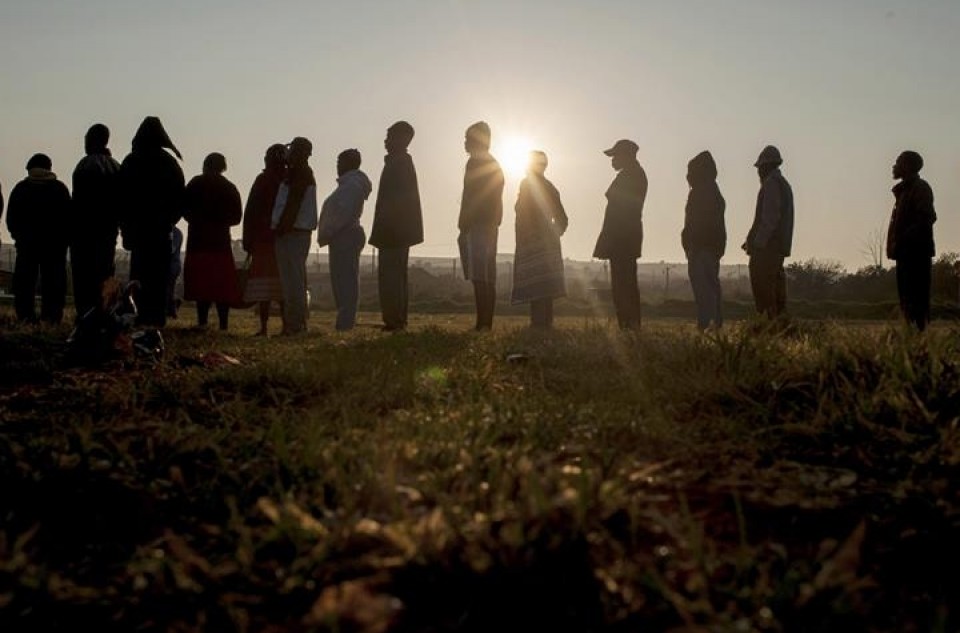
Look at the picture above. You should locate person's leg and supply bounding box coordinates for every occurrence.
[275,233,307,333]
[332,237,362,331]
[472,281,485,330]
[216,303,230,331]
[397,247,410,328]
[688,253,709,330]
[13,244,40,323]
[197,301,210,327]
[749,252,774,318]
[483,281,497,330]
[134,239,171,328]
[773,255,787,318]
[610,256,640,330]
[40,243,67,325]
[916,256,932,331]
[609,257,628,329]
[709,255,723,328]
[257,301,270,335]
[71,245,94,320]
[378,247,408,330]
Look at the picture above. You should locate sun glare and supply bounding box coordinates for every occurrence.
[496,136,535,179]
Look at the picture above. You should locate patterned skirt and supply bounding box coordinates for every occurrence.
[458,226,499,283]
[511,231,565,304]
[243,242,283,303]
[184,250,240,304]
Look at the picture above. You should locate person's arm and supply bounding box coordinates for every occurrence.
[227,183,243,227]
[551,183,568,235]
[241,178,259,252]
[750,178,781,251]
[5,184,24,242]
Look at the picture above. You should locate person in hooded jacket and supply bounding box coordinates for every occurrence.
[369,121,423,331]
[119,116,186,328]
[71,123,122,320]
[681,151,726,330]
[511,150,568,329]
[317,149,372,331]
[6,153,72,324]
[183,152,242,330]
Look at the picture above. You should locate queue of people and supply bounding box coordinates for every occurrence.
[0,115,940,334]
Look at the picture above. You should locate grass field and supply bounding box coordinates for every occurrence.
[1,309,959,632]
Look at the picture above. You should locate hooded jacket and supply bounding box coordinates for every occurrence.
[369,151,423,248]
[6,168,72,247]
[886,176,936,261]
[681,151,726,257]
[317,169,372,247]
[593,160,647,259]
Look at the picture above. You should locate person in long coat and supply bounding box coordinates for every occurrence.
[681,150,726,330]
[886,150,936,331]
[183,153,242,330]
[458,121,504,331]
[593,139,647,330]
[511,150,568,329]
[6,153,72,324]
[242,143,287,336]
[71,123,121,320]
[369,121,423,331]
[119,116,185,328]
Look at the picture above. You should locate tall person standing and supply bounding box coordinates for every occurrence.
[593,139,646,331]
[458,121,504,331]
[681,151,726,330]
[369,121,423,332]
[886,150,936,331]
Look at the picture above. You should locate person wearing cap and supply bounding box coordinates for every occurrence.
[70,123,122,320]
[271,136,317,335]
[6,153,72,324]
[458,121,505,331]
[886,150,936,331]
[369,121,423,331]
[594,139,647,330]
[681,150,726,330]
[183,152,243,331]
[317,148,372,331]
[743,145,794,319]
[119,116,186,328]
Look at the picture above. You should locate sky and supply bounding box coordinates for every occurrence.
[1,0,958,271]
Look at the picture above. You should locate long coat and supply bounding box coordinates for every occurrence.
[369,152,423,249]
[593,162,647,259]
[119,148,185,250]
[886,177,936,261]
[512,175,568,304]
[182,173,242,303]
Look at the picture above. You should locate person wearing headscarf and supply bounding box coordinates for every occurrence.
[457,121,504,331]
[681,151,726,330]
[317,149,372,331]
[242,144,287,336]
[183,153,242,330]
[594,139,647,330]
[743,145,794,319]
[511,151,568,329]
[5,153,72,324]
[369,121,423,331]
[271,136,317,335]
[119,116,186,327]
[70,123,122,320]
[887,150,937,331]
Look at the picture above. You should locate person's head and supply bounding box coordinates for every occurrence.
[893,150,923,180]
[527,150,548,176]
[202,152,227,176]
[385,121,415,154]
[603,139,639,171]
[84,123,110,155]
[754,145,782,181]
[337,148,362,177]
[287,136,312,168]
[26,153,52,172]
[687,150,718,187]
[464,121,491,155]
[264,143,287,171]
[132,116,182,159]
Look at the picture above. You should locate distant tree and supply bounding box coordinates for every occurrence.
[932,252,960,304]
[860,228,886,269]
[786,259,845,300]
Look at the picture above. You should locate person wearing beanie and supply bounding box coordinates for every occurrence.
[743,145,794,319]
[457,121,504,331]
[681,150,726,330]
[119,116,186,327]
[5,153,72,324]
[886,150,936,331]
[593,138,647,331]
[71,123,122,320]
[369,121,423,331]
[317,148,372,331]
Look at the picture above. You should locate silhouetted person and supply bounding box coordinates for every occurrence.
[167,226,183,319]
[743,145,794,319]
[318,149,372,331]
[0,181,5,246]
[512,151,568,329]
[119,116,185,328]
[370,121,423,331]
[458,121,504,331]
[242,144,287,336]
[271,137,317,335]
[594,139,646,330]
[71,123,122,320]
[6,153,71,324]
[183,153,242,330]
[887,150,936,331]
[681,151,726,330]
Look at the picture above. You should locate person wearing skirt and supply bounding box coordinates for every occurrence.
[242,144,286,335]
[183,153,242,330]
[511,151,568,328]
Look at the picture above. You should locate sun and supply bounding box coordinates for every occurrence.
[495,135,535,179]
